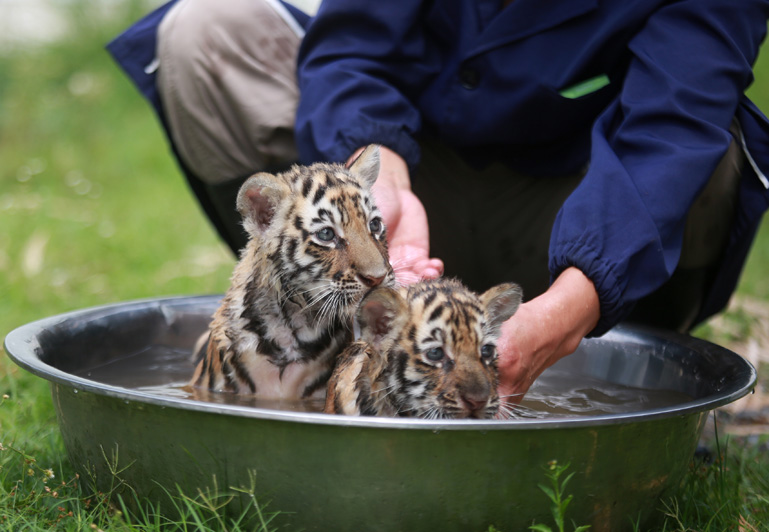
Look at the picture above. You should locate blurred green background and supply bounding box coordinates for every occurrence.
[0,0,236,338]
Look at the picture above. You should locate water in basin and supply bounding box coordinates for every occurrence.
[73,344,692,418]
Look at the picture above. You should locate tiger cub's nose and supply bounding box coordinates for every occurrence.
[460,381,492,414]
[357,273,386,288]
[461,393,489,413]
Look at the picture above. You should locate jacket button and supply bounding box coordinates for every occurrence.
[459,68,480,90]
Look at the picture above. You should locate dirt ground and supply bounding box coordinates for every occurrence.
[702,296,769,446]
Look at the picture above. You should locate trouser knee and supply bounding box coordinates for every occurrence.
[157,0,301,185]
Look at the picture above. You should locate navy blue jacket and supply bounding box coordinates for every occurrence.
[110,0,769,335]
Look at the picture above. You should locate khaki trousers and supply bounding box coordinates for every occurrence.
[156,0,744,332]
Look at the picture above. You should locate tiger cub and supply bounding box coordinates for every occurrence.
[190,145,395,400]
[324,278,522,419]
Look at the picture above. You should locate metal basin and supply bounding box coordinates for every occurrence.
[4,295,756,532]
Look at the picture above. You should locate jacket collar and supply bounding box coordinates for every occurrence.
[466,0,599,58]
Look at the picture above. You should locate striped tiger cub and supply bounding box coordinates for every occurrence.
[190,146,395,400]
[324,278,522,419]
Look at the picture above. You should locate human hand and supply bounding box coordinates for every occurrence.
[375,185,444,285]
[352,146,443,284]
[495,267,600,407]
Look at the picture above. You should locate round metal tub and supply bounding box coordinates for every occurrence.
[4,295,756,532]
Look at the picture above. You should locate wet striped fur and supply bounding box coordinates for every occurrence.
[190,146,395,399]
[324,278,522,419]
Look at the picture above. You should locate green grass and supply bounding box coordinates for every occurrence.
[0,3,768,530]
[527,461,591,532]
[660,435,769,531]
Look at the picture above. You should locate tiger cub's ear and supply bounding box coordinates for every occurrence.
[346,145,381,190]
[236,172,291,235]
[480,283,523,337]
[356,286,408,351]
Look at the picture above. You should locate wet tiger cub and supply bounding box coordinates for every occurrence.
[324,278,522,419]
[190,146,395,400]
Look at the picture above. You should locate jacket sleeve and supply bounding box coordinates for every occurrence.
[295,0,436,167]
[548,0,769,336]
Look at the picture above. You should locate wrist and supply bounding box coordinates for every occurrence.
[377,146,411,190]
[348,145,411,191]
[496,267,600,397]
[538,267,600,354]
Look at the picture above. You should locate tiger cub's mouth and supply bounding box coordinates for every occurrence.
[420,399,500,420]
[306,271,395,323]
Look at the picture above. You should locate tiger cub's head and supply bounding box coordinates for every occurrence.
[236,145,395,320]
[356,278,523,419]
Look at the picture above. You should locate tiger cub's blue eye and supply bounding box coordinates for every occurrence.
[480,344,496,359]
[369,218,382,234]
[425,347,445,361]
[316,227,336,242]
